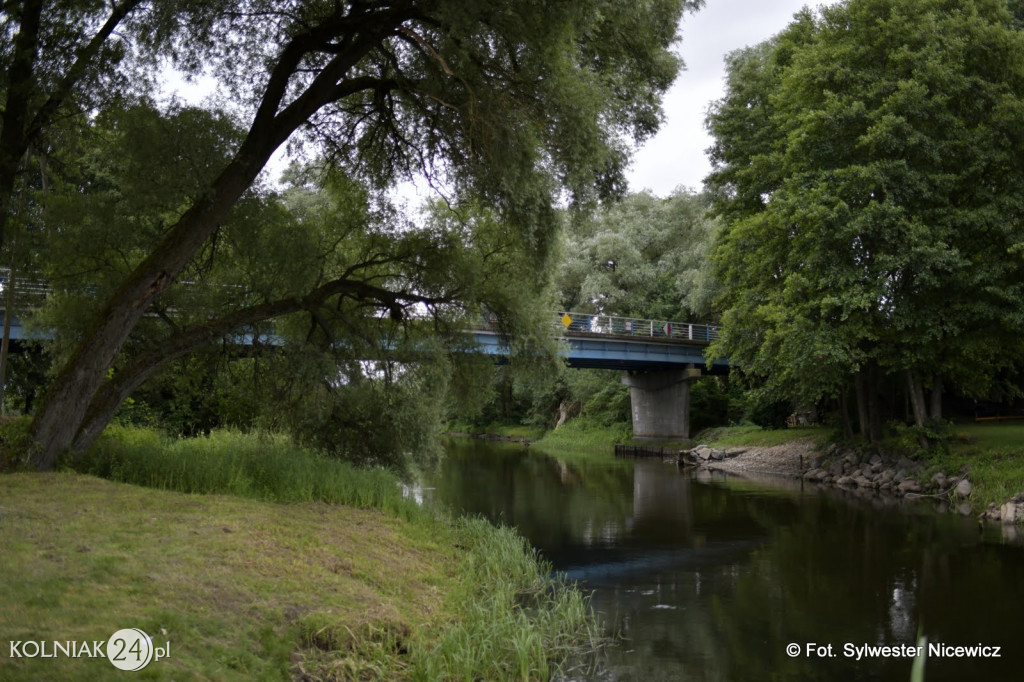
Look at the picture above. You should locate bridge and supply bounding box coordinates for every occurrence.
[0,271,726,441]
[473,312,727,441]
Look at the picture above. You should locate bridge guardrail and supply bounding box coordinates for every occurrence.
[0,268,50,308]
[476,310,719,343]
[555,312,719,343]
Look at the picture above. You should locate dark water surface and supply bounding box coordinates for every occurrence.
[421,439,1024,682]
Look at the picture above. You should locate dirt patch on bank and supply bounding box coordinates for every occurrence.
[696,439,821,477]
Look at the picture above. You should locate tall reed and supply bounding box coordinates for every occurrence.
[77,426,418,518]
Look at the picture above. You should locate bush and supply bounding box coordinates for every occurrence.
[0,416,33,472]
[745,394,793,430]
[690,378,730,433]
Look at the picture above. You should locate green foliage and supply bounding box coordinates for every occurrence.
[410,517,601,681]
[534,417,633,453]
[556,190,720,320]
[690,377,731,433]
[707,0,1024,414]
[745,393,793,431]
[0,416,34,471]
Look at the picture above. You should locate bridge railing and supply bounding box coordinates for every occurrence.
[555,312,719,343]
[0,268,50,309]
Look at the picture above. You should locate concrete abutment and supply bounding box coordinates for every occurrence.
[621,366,701,441]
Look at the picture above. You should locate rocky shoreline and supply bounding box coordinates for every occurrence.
[681,439,1024,526]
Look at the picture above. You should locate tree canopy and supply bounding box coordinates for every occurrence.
[706,0,1024,440]
[1,0,703,468]
[555,190,720,322]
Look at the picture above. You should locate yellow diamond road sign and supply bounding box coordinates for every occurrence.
[561,313,572,328]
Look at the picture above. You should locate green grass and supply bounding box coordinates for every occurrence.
[695,422,1024,511]
[1,427,601,680]
[954,422,1024,454]
[532,419,631,454]
[918,422,1024,509]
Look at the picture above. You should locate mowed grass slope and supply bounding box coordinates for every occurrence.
[0,472,452,680]
[1,429,599,681]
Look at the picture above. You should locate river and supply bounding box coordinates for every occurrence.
[418,439,1023,681]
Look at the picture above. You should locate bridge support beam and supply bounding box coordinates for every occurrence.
[621,366,701,441]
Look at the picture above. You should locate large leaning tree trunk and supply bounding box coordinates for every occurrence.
[29,11,411,469]
[68,278,447,458]
[25,0,692,470]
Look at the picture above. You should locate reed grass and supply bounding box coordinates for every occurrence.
[77,426,418,518]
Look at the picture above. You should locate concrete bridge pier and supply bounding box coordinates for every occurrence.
[621,366,701,441]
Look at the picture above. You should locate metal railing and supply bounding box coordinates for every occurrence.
[554,311,719,343]
[0,267,50,309]
[477,309,720,343]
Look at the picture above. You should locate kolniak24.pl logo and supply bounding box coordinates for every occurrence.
[8,628,170,671]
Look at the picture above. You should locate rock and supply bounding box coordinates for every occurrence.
[955,479,972,497]
[894,469,908,483]
[898,478,921,495]
[836,476,854,487]
[897,456,918,473]
[854,475,873,488]
[803,469,821,480]
[869,454,883,465]
[931,472,947,488]
[878,469,896,484]
[829,461,845,477]
[870,461,884,473]
[958,503,973,516]
[725,448,746,458]
[1001,502,1017,524]
[981,505,1002,522]
[710,449,726,461]
[816,470,832,482]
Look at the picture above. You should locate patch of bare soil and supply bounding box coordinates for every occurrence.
[703,439,821,477]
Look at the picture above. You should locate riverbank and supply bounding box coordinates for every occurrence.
[451,418,1024,525]
[688,423,1024,524]
[0,429,599,680]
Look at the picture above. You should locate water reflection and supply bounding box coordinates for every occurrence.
[428,439,1024,681]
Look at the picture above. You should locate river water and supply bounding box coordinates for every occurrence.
[420,439,1024,682]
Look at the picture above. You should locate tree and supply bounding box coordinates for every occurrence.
[555,190,720,321]
[6,0,703,469]
[706,0,1024,441]
[27,99,568,463]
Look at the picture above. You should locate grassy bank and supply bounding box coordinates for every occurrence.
[0,428,599,680]
[924,422,1024,509]
[532,419,631,454]
[700,423,1024,511]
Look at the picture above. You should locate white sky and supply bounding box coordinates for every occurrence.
[627,0,838,196]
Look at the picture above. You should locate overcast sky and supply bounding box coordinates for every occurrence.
[627,0,838,196]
